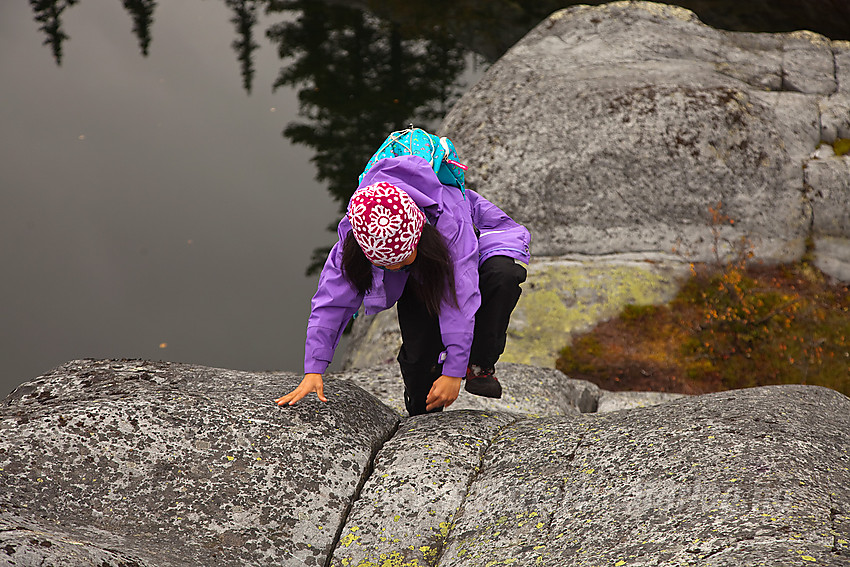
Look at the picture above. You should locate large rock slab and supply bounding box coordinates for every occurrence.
[437,385,850,566]
[322,381,850,566]
[3,361,848,566]
[329,410,518,567]
[0,359,399,567]
[441,2,850,275]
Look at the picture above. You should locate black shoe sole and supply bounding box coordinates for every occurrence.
[464,379,502,399]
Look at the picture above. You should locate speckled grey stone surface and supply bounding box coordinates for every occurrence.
[3,361,849,566]
[343,307,403,370]
[0,359,399,567]
[330,410,518,567]
[440,2,850,280]
[596,390,689,413]
[340,362,601,417]
[437,386,850,567]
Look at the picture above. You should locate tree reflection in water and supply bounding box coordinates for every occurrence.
[30,0,80,65]
[225,0,261,93]
[266,1,467,272]
[30,0,470,273]
[122,0,156,56]
[28,0,850,272]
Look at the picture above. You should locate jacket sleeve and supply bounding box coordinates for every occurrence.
[467,189,531,265]
[435,206,481,378]
[303,219,364,375]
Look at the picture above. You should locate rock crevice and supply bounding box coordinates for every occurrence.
[429,415,522,567]
[324,417,401,567]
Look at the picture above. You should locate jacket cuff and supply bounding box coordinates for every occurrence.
[440,339,471,378]
[304,347,333,375]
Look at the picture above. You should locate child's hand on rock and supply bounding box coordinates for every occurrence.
[276,373,327,406]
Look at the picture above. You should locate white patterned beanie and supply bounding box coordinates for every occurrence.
[347,182,426,267]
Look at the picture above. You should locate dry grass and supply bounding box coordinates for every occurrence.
[556,258,850,397]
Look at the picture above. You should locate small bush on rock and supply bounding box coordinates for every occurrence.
[556,204,850,396]
[557,260,850,395]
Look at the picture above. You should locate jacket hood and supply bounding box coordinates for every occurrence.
[357,155,447,214]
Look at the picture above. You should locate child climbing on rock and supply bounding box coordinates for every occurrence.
[276,134,529,416]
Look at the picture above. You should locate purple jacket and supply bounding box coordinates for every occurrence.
[304,155,530,378]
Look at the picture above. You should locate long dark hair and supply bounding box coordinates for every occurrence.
[342,224,457,317]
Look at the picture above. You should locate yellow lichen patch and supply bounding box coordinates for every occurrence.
[340,530,360,548]
[369,551,425,567]
[834,138,850,156]
[438,521,453,538]
[502,259,687,367]
[547,8,569,22]
[788,30,831,47]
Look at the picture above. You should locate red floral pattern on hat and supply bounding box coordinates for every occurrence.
[347,182,425,267]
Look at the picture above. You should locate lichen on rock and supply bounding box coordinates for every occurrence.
[0,359,399,567]
[3,360,849,566]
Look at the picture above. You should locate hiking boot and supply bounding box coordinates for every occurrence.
[464,365,502,398]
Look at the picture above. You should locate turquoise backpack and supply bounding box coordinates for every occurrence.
[359,126,467,195]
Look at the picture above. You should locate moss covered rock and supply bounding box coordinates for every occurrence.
[502,255,690,367]
[344,254,691,373]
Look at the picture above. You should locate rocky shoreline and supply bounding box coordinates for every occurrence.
[2,359,848,566]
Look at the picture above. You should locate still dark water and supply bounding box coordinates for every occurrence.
[2,0,848,397]
[1,0,485,397]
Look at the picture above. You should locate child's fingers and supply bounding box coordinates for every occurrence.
[274,393,294,406]
[275,387,306,406]
[275,377,327,406]
[425,391,447,411]
[425,386,439,410]
[425,375,461,410]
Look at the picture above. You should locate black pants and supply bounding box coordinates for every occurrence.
[396,255,527,416]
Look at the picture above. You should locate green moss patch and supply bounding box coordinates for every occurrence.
[502,260,687,367]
